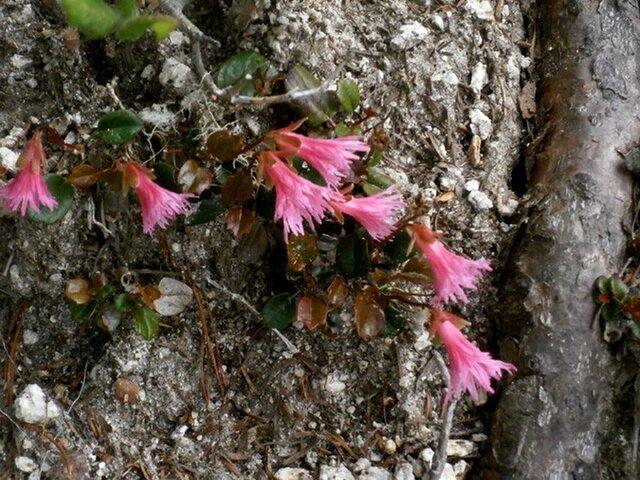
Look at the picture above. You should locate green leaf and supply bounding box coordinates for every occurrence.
[114,0,137,17]
[610,275,629,302]
[292,157,326,186]
[368,151,384,167]
[133,307,160,339]
[153,162,179,192]
[384,230,415,265]
[628,320,640,339]
[28,174,74,224]
[115,15,179,42]
[217,51,272,96]
[380,304,405,337]
[95,285,115,303]
[187,198,225,226]
[114,293,135,313]
[336,231,371,278]
[97,110,143,144]
[61,0,121,39]
[286,65,339,126]
[69,301,97,323]
[366,166,395,190]
[262,293,296,329]
[337,79,360,113]
[362,182,383,196]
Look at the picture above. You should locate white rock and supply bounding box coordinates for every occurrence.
[353,458,371,473]
[101,305,121,333]
[384,438,397,455]
[153,277,194,317]
[468,191,493,210]
[393,462,415,480]
[325,376,346,394]
[0,147,19,172]
[442,463,456,480]
[14,385,61,424]
[470,62,489,95]
[414,333,431,352]
[390,21,429,51]
[275,468,313,480]
[497,193,519,217]
[319,464,355,480]
[471,433,488,442]
[464,179,480,192]
[168,30,188,46]
[446,439,476,458]
[11,54,32,69]
[431,14,445,31]
[453,460,469,475]
[159,58,194,94]
[358,466,391,480]
[420,447,435,468]
[469,109,493,140]
[22,329,38,345]
[466,0,495,20]
[15,456,37,473]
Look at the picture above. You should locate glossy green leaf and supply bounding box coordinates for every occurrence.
[262,293,296,329]
[337,79,360,113]
[217,51,272,96]
[28,174,74,224]
[133,306,160,339]
[113,293,135,313]
[380,304,405,337]
[153,162,179,192]
[292,157,326,186]
[286,65,339,126]
[384,230,415,265]
[610,275,629,302]
[366,166,395,190]
[336,231,371,278]
[115,15,179,42]
[97,110,143,144]
[61,0,120,39]
[187,198,225,226]
[69,301,97,323]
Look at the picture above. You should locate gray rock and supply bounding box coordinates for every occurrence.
[469,109,493,140]
[446,439,476,458]
[319,464,355,480]
[468,190,494,210]
[275,467,313,480]
[390,22,429,50]
[15,456,37,473]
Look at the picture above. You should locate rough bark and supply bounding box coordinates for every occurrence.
[480,0,640,478]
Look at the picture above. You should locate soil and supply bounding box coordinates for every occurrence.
[0,1,529,479]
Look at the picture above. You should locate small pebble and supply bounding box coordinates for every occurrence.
[15,456,37,473]
[468,190,493,210]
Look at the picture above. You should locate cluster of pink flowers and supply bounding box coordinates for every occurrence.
[0,131,58,216]
[407,224,516,403]
[263,126,406,242]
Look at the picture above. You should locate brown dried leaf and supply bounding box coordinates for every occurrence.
[64,279,91,304]
[177,160,213,195]
[435,191,455,203]
[138,284,161,310]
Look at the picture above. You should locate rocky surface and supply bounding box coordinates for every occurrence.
[0,0,527,478]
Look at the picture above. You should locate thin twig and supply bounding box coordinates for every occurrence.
[159,0,219,45]
[429,350,457,480]
[205,276,300,354]
[22,423,74,480]
[67,361,89,414]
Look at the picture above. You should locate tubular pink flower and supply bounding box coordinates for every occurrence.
[432,309,516,403]
[0,131,57,216]
[123,163,194,235]
[272,130,369,187]
[411,225,492,305]
[330,187,406,241]
[262,152,332,242]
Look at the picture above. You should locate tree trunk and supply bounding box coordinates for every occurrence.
[480,0,640,478]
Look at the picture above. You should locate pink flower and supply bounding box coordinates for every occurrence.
[411,225,492,305]
[432,309,516,403]
[262,152,332,242]
[123,162,194,235]
[330,187,406,241]
[271,128,369,187]
[0,131,57,216]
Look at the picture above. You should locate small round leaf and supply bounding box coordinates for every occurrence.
[97,110,143,144]
[28,174,74,224]
[262,293,296,329]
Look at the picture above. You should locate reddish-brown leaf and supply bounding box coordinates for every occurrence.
[66,164,103,188]
[327,276,349,307]
[225,206,255,239]
[297,296,328,330]
[221,170,254,207]
[287,234,319,272]
[204,130,244,163]
[354,287,385,339]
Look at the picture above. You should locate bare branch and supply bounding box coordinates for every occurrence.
[429,350,457,480]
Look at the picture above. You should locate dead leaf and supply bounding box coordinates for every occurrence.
[153,277,193,316]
